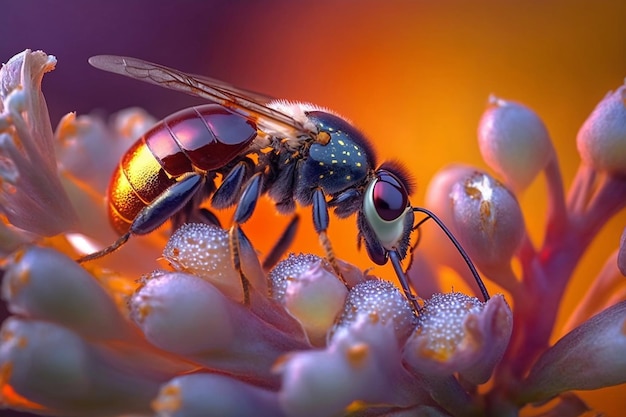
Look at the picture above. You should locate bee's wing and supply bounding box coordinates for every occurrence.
[186,72,278,105]
[88,55,316,138]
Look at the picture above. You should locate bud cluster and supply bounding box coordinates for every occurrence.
[0,50,625,416]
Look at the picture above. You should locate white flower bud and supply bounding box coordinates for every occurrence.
[277,318,424,417]
[334,279,416,343]
[449,171,525,278]
[478,96,554,192]
[130,271,308,381]
[0,318,172,415]
[153,374,284,417]
[404,293,512,385]
[2,247,132,341]
[163,223,244,301]
[130,271,235,355]
[270,254,347,346]
[576,84,626,175]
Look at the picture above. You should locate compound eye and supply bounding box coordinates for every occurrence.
[372,171,408,221]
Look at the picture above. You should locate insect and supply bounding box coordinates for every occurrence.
[80,55,490,311]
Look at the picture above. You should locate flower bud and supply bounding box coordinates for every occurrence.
[130,271,308,381]
[0,318,171,415]
[449,171,525,280]
[130,271,235,355]
[333,279,417,343]
[270,254,347,346]
[422,164,475,265]
[276,317,425,417]
[478,96,554,191]
[152,374,284,417]
[2,247,132,341]
[163,223,245,301]
[404,293,512,385]
[576,84,626,175]
[56,108,156,194]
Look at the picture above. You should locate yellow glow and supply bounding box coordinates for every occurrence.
[65,232,102,256]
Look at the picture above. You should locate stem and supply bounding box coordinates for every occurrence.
[423,374,482,417]
[485,263,522,299]
[542,156,568,243]
[576,174,626,235]
[497,168,626,396]
[560,250,622,335]
[566,164,596,216]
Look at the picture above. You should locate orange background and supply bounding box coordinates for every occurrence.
[227,5,626,412]
[2,1,626,415]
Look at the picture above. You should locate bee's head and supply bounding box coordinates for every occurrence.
[361,164,414,265]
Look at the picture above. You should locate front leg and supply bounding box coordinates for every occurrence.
[312,188,345,283]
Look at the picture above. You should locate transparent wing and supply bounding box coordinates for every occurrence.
[186,72,277,105]
[88,55,316,138]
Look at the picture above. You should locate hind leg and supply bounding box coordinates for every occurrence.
[78,173,203,263]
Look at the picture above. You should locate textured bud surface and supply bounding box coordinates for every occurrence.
[415,292,483,361]
[163,223,243,300]
[335,279,417,342]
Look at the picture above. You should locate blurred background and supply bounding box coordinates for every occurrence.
[1,0,626,415]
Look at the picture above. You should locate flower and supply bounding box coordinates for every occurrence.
[0,50,77,244]
[1,49,626,416]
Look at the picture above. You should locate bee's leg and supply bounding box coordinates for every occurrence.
[172,205,222,231]
[312,188,345,283]
[77,173,203,263]
[388,249,421,314]
[171,176,220,230]
[230,172,264,304]
[195,208,222,227]
[262,214,300,270]
[212,159,253,209]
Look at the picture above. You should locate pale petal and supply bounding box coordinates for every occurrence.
[619,227,626,276]
[0,50,77,235]
[520,301,626,403]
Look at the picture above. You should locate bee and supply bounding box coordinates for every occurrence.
[80,55,490,311]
